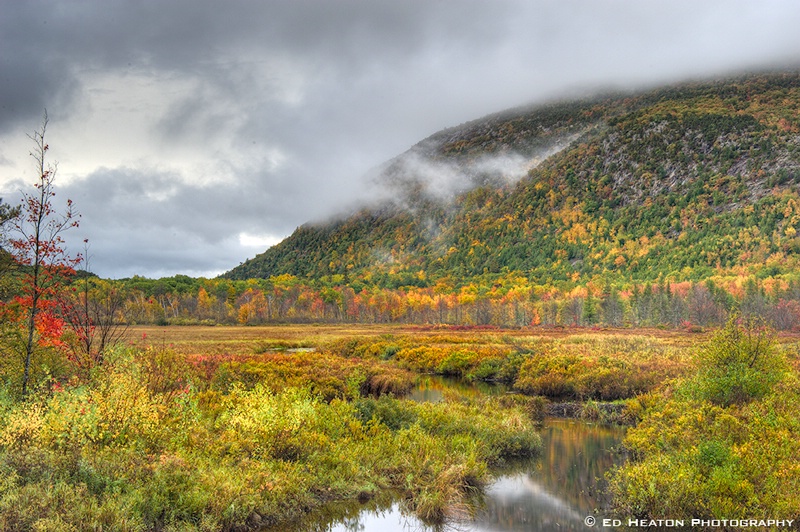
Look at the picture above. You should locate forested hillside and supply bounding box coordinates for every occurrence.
[11,73,800,330]
[226,73,800,290]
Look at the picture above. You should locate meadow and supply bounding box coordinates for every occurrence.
[0,323,798,530]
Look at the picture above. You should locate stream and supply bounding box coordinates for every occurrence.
[280,377,627,531]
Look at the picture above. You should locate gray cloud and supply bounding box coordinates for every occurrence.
[2,0,800,277]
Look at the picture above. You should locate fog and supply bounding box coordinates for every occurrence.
[1,1,799,277]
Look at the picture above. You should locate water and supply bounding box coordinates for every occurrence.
[313,419,625,532]
[407,375,511,403]
[295,378,627,532]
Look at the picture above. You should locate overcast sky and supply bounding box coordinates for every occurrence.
[1,1,800,279]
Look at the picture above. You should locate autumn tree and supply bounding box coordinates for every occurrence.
[10,112,80,397]
[59,243,127,373]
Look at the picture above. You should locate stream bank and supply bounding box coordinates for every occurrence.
[267,377,628,531]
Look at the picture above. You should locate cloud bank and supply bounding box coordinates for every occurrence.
[1,0,799,277]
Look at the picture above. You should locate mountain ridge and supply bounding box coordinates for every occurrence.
[225,72,800,288]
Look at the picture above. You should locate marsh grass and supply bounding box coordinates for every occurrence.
[514,335,692,400]
[323,331,695,401]
[609,321,800,523]
[0,342,541,531]
[0,324,745,530]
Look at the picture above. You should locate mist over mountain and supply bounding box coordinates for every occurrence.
[225,72,800,288]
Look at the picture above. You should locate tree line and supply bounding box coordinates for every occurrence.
[59,272,800,332]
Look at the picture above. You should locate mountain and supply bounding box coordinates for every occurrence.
[225,72,800,289]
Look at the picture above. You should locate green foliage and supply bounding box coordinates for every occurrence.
[467,357,503,381]
[217,384,332,461]
[697,439,730,470]
[610,321,800,521]
[495,350,529,383]
[354,396,419,431]
[437,350,474,376]
[693,318,787,406]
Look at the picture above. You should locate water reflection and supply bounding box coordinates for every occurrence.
[473,474,587,531]
[269,378,626,531]
[316,418,625,532]
[407,376,511,403]
[471,419,624,531]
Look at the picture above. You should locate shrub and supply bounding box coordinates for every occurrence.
[513,336,688,401]
[354,396,418,431]
[610,321,800,522]
[514,355,580,398]
[496,350,529,384]
[694,318,787,406]
[466,358,502,381]
[217,385,331,461]
[437,351,475,377]
[0,339,544,530]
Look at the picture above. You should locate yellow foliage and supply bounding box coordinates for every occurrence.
[562,222,588,244]
[0,402,45,449]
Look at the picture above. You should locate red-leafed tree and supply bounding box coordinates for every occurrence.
[9,112,80,397]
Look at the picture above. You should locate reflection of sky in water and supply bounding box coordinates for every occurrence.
[325,503,425,532]
[324,419,626,532]
[407,376,511,404]
[478,474,588,531]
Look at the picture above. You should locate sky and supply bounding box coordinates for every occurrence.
[1,1,800,279]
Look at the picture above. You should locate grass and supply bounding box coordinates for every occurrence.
[122,325,698,406]
[513,335,691,400]
[0,373,541,530]
[322,327,695,401]
[8,322,798,529]
[0,326,546,531]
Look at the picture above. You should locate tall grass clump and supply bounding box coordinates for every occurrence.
[205,350,414,401]
[352,394,542,523]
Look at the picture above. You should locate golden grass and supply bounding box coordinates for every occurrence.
[125,324,708,356]
[121,325,710,402]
